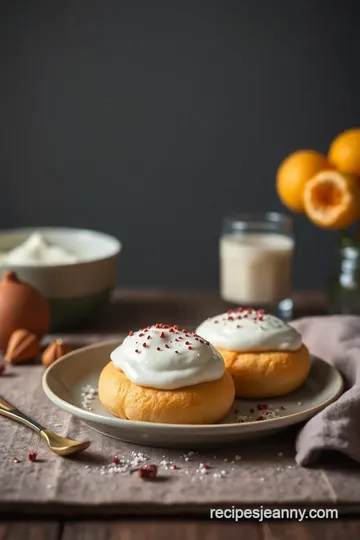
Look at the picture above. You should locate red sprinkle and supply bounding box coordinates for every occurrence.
[160,332,165,338]
[175,350,179,354]
[28,451,37,462]
[129,330,134,336]
[169,328,174,333]
[228,316,234,321]
[138,464,158,479]
[112,456,120,464]
[202,463,210,469]
[199,339,204,344]
[173,325,179,330]
[256,403,268,411]
[188,346,192,350]
[135,349,140,353]
[142,343,147,348]
[171,464,179,470]
[165,344,170,349]
[147,335,151,340]
[139,333,145,337]
[157,347,161,351]
[257,309,265,314]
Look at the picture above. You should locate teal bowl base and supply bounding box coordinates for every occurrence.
[48,288,112,332]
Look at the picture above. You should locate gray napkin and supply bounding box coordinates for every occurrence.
[291,315,360,466]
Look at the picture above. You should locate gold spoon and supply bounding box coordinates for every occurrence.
[0,395,91,456]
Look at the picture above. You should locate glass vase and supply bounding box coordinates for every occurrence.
[327,240,360,315]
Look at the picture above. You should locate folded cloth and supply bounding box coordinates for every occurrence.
[291,315,360,466]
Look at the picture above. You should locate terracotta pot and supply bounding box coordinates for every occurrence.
[0,270,50,351]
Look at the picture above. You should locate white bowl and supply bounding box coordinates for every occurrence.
[0,227,121,330]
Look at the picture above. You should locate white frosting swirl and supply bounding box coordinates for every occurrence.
[196,308,302,352]
[110,324,225,390]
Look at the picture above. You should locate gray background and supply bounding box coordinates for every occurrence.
[1,0,359,289]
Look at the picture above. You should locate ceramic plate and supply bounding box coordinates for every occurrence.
[42,339,343,448]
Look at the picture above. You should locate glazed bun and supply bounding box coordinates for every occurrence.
[99,361,235,424]
[98,323,235,424]
[196,308,310,398]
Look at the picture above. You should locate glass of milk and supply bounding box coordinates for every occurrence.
[220,213,294,319]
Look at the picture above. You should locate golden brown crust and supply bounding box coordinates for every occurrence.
[217,344,311,398]
[98,361,235,424]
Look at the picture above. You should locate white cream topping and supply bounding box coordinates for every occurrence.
[110,324,225,390]
[0,233,78,265]
[196,308,302,352]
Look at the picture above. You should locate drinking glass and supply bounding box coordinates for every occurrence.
[219,212,294,319]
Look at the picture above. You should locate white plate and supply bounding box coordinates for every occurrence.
[42,339,344,448]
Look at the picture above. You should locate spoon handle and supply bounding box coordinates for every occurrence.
[0,396,44,433]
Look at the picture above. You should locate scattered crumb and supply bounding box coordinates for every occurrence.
[81,385,98,411]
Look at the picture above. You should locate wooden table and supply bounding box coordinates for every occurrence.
[2,288,359,540]
[2,519,360,539]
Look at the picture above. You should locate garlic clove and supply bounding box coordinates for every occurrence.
[5,329,40,364]
[41,339,72,366]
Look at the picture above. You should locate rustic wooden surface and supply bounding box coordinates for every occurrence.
[79,288,327,335]
[1,520,360,539]
[2,288,357,539]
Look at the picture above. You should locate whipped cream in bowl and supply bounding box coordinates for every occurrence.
[196,308,302,352]
[110,324,225,390]
[0,232,79,266]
